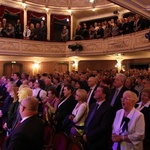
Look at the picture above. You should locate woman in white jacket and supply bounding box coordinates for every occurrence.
[112,90,145,150]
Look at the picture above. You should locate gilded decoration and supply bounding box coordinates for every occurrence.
[0,41,19,52]
[22,43,43,53]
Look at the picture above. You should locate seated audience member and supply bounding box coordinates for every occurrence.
[51,84,77,131]
[34,23,41,40]
[43,88,60,124]
[89,24,95,39]
[32,79,47,117]
[83,86,115,150]
[6,23,15,38]
[96,24,104,38]
[23,25,31,40]
[136,88,150,150]
[3,86,19,136]
[0,81,15,131]
[111,23,119,37]
[13,72,22,87]
[61,25,69,42]
[11,86,33,130]
[103,22,111,39]
[112,91,145,150]
[0,76,8,102]
[14,19,22,39]
[82,23,89,40]
[133,14,142,32]
[2,96,44,150]
[1,18,8,37]
[40,20,47,41]
[125,77,139,96]
[63,89,88,140]
[74,24,83,40]
[29,23,35,40]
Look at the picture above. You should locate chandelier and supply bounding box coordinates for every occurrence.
[89,0,95,3]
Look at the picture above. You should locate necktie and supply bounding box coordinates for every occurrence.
[85,103,98,133]
[111,89,119,106]
[117,116,130,150]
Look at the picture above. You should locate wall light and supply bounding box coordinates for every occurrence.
[22,3,27,9]
[32,62,40,75]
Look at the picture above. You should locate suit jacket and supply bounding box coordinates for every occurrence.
[135,102,150,140]
[2,115,44,150]
[84,101,115,150]
[109,86,128,112]
[54,95,77,130]
[15,80,22,87]
[88,84,99,108]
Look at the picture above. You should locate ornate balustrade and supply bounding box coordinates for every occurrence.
[0,29,150,58]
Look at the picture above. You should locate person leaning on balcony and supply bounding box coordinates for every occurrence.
[61,25,69,42]
[23,25,31,40]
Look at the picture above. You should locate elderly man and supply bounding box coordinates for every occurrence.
[2,96,44,150]
[109,73,128,112]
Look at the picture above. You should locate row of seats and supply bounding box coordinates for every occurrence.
[43,124,84,150]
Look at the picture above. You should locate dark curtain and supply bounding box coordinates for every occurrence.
[0,5,24,26]
[50,14,71,41]
[27,11,47,25]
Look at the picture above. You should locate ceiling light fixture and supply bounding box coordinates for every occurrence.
[89,0,95,3]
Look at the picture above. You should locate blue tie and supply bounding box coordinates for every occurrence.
[85,103,98,133]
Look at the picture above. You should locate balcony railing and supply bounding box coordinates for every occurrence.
[0,29,150,57]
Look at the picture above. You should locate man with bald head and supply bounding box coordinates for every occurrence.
[2,96,44,150]
[87,77,99,108]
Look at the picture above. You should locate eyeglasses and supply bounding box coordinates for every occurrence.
[121,97,130,101]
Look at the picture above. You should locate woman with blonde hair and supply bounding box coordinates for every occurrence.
[112,90,145,150]
[63,89,89,140]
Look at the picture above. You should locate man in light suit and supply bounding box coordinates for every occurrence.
[2,96,44,150]
[83,86,115,150]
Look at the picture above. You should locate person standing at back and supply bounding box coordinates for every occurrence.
[2,96,44,150]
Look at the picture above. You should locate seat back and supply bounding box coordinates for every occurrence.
[68,141,85,150]
[52,131,69,150]
[43,124,56,147]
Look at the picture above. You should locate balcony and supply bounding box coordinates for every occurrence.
[0,29,150,61]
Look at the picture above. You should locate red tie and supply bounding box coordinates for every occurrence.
[15,121,21,128]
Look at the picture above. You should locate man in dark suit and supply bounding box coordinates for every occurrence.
[13,72,22,87]
[52,84,77,131]
[83,86,115,150]
[87,77,99,108]
[135,88,150,150]
[109,73,128,112]
[2,96,44,150]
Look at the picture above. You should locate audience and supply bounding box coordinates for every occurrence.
[0,67,150,149]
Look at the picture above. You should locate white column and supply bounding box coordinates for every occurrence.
[70,14,73,40]
[46,9,51,41]
[23,6,27,30]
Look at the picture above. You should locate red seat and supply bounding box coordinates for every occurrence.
[68,141,85,150]
[43,124,56,150]
[50,131,69,150]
